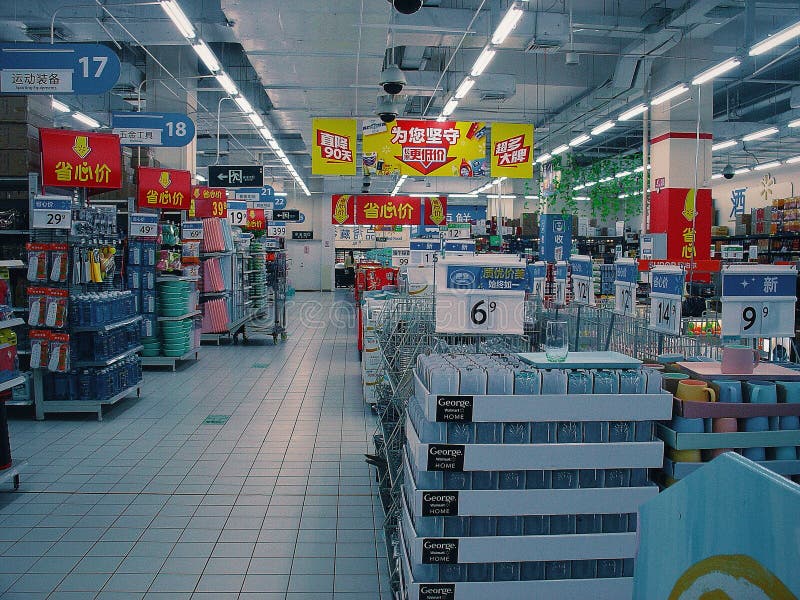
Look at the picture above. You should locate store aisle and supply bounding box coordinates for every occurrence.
[0,292,391,600]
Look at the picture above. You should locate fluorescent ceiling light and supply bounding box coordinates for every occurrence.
[615,170,631,178]
[651,84,689,106]
[72,112,100,128]
[160,0,196,39]
[442,98,458,116]
[692,57,741,85]
[259,126,272,140]
[619,103,648,121]
[268,139,280,150]
[742,127,779,141]
[591,120,615,136]
[449,194,479,198]
[491,177,507,185]
[749,20,800,56]
[789,119,800,128]
[276,148,287,159]
[573,184,585,191]
[192,40,220,72]
[552,144,569,155]
[454,77,475,100]
[535,153,551,164]
[471,46,496,77]
[491,4,524,45]
[51,99,69,113]
[569,134,591,147]
[599,176,613,183]
[786,155,800,164]
[584,181,596,187]
[215,72,238,95]
[487,194,516,199]
[574,196,589,201]
[524,195,539,199]
[618,193,629,199]
[234,96,252,113]
[711,173,724,179]
[436,115,446,122]
[248,113,264,127]
[633,165,644,173]
[409,193,437,198]
[712,139,737,151]
[195,173,207,182]
[754,161,781,171]
[734,167,751,175]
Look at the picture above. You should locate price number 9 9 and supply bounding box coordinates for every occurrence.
[470,299,497,326]
[742,305,769,331]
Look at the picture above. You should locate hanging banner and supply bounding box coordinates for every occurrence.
[361,119,487,177]
[136,167,191,210]
[112,111,195,147]
[246,208,266,230]
[539,214,572,263]
[331,195,355,225]
[39,128,122,191]
[190,186,227,218]
[312,118,357,175]
[490,122,534,179]
[331,195,446,226]
[649,187,712,263]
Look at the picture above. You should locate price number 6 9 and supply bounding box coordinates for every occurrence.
[470,299,497,325]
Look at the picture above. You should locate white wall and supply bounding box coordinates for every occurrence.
[712,167,798,226]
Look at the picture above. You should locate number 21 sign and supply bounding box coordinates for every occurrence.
[721,265,797,338]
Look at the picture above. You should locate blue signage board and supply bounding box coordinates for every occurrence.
[569,256,593,278]
[652,271,685,297]
[297,212,306,224]
[615,261,638,284]
[111,112,195,147]
[444,240,476,253]
[236,186,275,204]
[0,43,120,95]
[539,214,572,263]
[555,262,568,280]
[410,240,441,251]
[227,200,247,212]
[446,265,531,291]
[447,205,486,224]
[272,194,287,210]
[33,197,70,212]
[721,272,796,298]
[530,262,547,279]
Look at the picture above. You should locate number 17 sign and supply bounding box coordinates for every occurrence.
[721,265,797,338]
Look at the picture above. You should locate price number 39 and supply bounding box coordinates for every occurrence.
[469,298,497,327]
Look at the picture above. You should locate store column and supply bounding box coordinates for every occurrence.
[144,47,198,173]
[648,87,713,265]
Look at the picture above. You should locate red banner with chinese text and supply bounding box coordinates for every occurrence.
[40,128,122,191]
[330,195,447,226]
[246,208,266,230]
[649,187,712,262]
[191,186,227,218]
[137,167,191,210]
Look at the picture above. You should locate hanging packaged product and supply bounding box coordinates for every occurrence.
[29,329,50,369]
[48,332,70,373]
[49,243,69,283]
[45,289,69,328]
[27,287,48,327]
[182,241,201,264]
[26,243,49,282]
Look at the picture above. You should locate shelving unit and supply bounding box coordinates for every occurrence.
[34,382,140,422]
[140,348,200,371]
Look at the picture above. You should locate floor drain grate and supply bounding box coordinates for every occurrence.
[203,414,230,425]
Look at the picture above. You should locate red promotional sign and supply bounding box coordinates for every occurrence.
[423,195,447,227]
[137,167,191,210]
[649,187,712,262]
[331,194,355,225]
[246,208,265,230]
[40,128,122,191]
[191,186,227,218]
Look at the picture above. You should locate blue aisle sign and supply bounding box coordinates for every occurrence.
[446,265,531,292]
[0,43,120,94]
[721,265,797,338]
[570,255,594,306]
[112,112,195,147]
[539,214,572,262]
[272,194,287,210]
[444,240,476,254]
[650,266,684,335]
[614,258,638,316]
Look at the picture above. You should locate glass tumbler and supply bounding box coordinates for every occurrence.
[545,320,569,362]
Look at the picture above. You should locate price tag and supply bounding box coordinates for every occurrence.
[555,261,568,305]
[443,240,476,254]
[129,213,158,237]
[649,266,684,335]
[721,265,797,338]
[530,261,547,300]
[410,239,440,266]
[614,258,638,317]
[392,248,410,268]
[181,220,203,240]
[267,222,287,237]
[570,255,595,306]
[227,200,247,227]
[32,196,72,229]
[445,223,471,239]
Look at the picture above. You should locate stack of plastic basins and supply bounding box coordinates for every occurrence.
[399,353,672,599]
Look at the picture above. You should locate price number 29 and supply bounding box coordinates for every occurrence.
[470,299,497,326]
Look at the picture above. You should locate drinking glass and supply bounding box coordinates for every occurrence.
[545,320,569,362]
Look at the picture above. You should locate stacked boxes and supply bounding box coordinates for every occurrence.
[361,293,390,405]
[0,97,51,177]
[399,353,672,599]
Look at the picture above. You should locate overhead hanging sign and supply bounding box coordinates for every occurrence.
[136,167,191,210]
[0,43,120,94]
[423,195,447,227]
[721,264,797,338]
[570,255,595,306]
[39,128,122,191]
[649,266,684,335]
[331,195,447,226]
[614,258,638,317]
[208,164,264,188]
[490,122,534,179]
[444,240,476,254]
[410,239,440,266]
[112,111,195,147]
[273,209,300,222]
[312,118,357,175]
[246,208,266,230]
[234,186,274,205]
[190,186,227,218]
[443,223,471,239]
[539,214,572,263]
[361,118,487,177]
[267,222,286,237]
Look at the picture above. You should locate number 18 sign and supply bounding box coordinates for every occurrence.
[649,266,684,336]
[721,265,797,338]
[570,255,595,306]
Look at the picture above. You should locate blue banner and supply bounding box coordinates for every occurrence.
[447,205,486,224]
[237,186,275,204]
[570,257,593,278]
[411,240,440,251]
[111,112,195,147]
[539,214,572,263]
[652,271,684,297]
[556,263,568,280]
[530,263,547,279]
[444,240,475,253]
[722,273,796,298]
[33,198,70,211]
[615,262,638,284]
[446,265,530,291]
[0,43,120,95]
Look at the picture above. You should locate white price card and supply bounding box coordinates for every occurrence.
[181,220,203,240]
[435,291,525,335]
[410,239,440,266]
[530,261,547,300]
[721,265,797,338]
[649,266,684,335]
[267,222,287,237]
[32,195,72,230]
[129,213,158,237]
[614,258,638,317]
[227,200,247,227]
[392,248,410,268]
[554,261,568,305]
[570,255,595,306]
[444,223,471,239]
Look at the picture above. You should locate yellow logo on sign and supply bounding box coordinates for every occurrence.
[428,196,445,226]
[72,136,91,159]
[682,188,697,221]
[333,195,351,224]
[158,171,172,189]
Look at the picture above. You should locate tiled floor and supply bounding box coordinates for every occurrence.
[1,292,391,599]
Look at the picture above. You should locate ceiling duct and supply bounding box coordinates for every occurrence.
[25,26,70,41]
[473,74,516,102]
[525,13,569,54]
